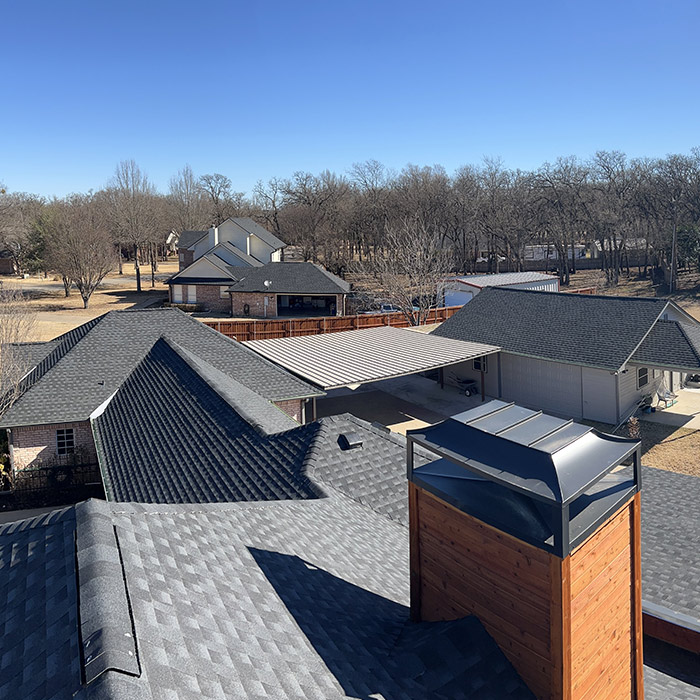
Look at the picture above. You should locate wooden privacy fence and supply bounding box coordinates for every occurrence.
[565,287,597,295]
[204,306,462,342]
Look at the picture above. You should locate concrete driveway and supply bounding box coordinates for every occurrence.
[316,374,492,434]
[640,387,700,430]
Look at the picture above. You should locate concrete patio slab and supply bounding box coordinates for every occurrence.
[317,374,494,434]
[640,388,700,430]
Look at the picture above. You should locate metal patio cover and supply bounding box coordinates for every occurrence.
[243,326,500,390]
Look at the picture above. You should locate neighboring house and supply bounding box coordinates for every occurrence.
[176,217,285,271]
[227,261,351,317]
[168,218,286,311]
[0,400,698,698]
[433,287,700,424]
[439,271,559,306]
[0,308,323,476]
[168,241,263,312]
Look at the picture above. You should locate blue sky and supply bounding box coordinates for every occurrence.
[1,0,699,197]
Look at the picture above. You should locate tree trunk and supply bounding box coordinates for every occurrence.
[117,244,123,275]
[62,276,71,297]
[134,243,142,293]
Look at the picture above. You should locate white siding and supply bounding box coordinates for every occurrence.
[175,257,227,280]
[581,367,617,424]
[500,354,583,419]
[248,234,275,263]
[447,356,499,396]
[217,219,248,252]
[509,280,559,292]
[618,366,658,421]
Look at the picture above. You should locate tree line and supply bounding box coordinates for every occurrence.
[1,149,700,308]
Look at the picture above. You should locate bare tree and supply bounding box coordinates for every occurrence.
[168,164,209,232]
[198,173,246,225]
[105,160,158,292]
[356,217,453,325]
[43,195,114,308]
[0,192,45,275]
[0,286,36,416]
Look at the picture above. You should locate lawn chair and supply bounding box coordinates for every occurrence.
[656,384,678,408]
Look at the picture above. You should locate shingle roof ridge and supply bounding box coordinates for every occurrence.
[182,313,323,399]
[674,320,700,367]
[489,286,669,304]
[0,504,74,536]
[163,337,298,435]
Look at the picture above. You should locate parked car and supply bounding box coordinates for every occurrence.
[686,374,700,388]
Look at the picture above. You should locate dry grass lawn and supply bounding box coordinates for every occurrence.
[3,261,176,341]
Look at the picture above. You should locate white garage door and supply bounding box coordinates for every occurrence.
[500,354,583,419]
[445,288,474,306]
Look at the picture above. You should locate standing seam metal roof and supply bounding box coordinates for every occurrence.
[244,326,500,390]
[447,272,558,288]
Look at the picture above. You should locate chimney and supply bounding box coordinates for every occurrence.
[407,401,643,700]
[209,224,218,249]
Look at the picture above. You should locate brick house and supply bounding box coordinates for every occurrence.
[0,308,322,480]
[168,218,286,312]
[228,262,351,318]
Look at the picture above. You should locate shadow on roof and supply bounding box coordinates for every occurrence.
[249,548,533,699]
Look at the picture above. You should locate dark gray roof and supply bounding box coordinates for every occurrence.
[0,316,104,416]
[631,320,700,371]
[2,485,698,699]
[0,308,322,428]
[92,339,422,510]
[231,217,286,250]
[433,287,671,371]
[177,230,207,249]
[637,466,700,625]
[0,507,81,700]
[92,338,321,504]
[228,262,350,294]
[409,401,638,505]
[0,496,535,699]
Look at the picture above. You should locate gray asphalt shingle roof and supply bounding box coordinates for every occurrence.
[231,217,287,250]
[0,308,322,428]
[177,230,207,249]
[433,287,671,371]
[2,482,698,700]
[0,496,536,700]
[631,320,700,371]
[228,262,350,295]
[91,338,424,511]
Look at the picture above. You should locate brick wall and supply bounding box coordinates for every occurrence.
[10,421,97,471]
[178,249,194,271]
[274,399,303,423]
[194,284,231,313]
[231,292,273,318]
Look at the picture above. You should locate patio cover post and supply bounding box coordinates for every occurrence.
[480,368,485,402]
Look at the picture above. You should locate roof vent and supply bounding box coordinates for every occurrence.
[339,432,363,450]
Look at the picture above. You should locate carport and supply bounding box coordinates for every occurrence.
[243,326,500,419]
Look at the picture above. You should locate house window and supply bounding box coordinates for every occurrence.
[220,286,229,298]
[172,285,183,303]
[57,428,75,455]
[473,356,488,373]
[637,367,649,389]
[188,285,197,302]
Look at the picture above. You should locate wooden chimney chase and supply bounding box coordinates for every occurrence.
[407,401,644,700]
